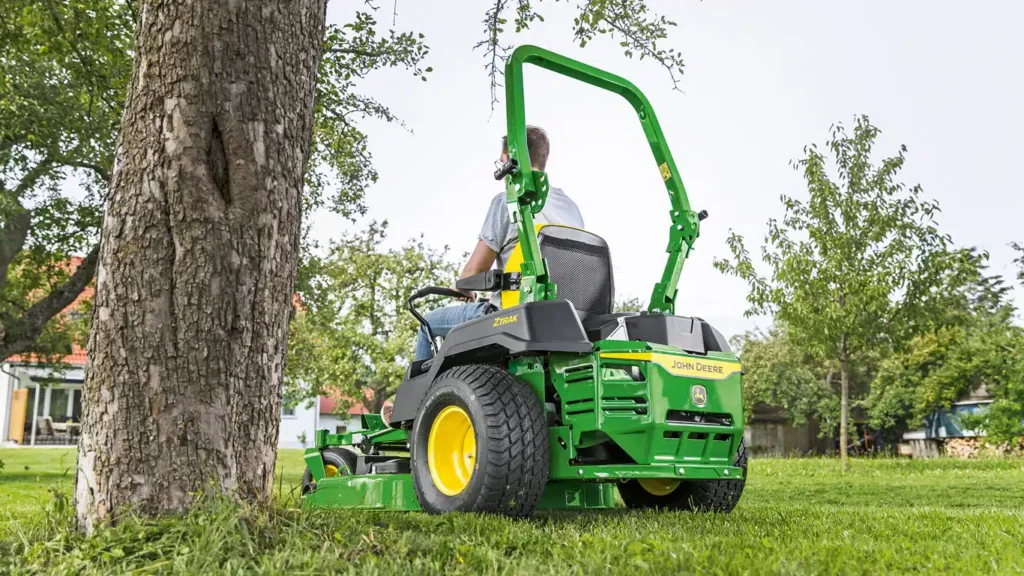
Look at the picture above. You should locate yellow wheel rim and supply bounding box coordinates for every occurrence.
[639,478,680,496]
[427,405,477,496]
[324,464,339,478]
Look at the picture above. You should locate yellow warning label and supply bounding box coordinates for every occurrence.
[659,162,671,181]
[600,352,741,381]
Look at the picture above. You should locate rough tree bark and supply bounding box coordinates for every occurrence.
[75,0,327,531]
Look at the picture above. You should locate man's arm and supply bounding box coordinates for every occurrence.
[456,240,498,300]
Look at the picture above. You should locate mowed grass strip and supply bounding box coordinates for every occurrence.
[2,449,1022,575]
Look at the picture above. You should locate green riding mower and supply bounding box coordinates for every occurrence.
[301,45,746,516]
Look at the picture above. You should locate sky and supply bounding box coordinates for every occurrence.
[314,0,1024,340]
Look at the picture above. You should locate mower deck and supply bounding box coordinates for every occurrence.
[303,476,622,511]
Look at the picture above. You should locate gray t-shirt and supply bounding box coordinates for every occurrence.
[479,187,584,307]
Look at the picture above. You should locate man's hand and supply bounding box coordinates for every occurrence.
[453,286,477,301]
[455,240,498,303]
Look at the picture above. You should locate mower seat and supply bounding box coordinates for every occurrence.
[501,224,614,321]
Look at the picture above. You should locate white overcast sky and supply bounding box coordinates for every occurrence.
[313,0,1024,339]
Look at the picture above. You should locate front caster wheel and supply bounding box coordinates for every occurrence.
[618,439,748,512]
[301,447,358,495]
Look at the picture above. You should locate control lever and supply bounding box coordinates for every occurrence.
[493,158,519,180]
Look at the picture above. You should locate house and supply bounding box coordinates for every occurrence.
[1,258,94,448]
[1,349,330,450]
[0,347,86,446]
[743,403,833,456]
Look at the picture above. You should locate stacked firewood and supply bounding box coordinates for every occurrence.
[944,437,981,459]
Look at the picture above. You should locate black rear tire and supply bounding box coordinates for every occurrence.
[411,364,548,517]
[619,439,748,512]
[301,447,358,495]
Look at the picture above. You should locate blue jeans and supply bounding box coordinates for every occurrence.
[414,302,494,361]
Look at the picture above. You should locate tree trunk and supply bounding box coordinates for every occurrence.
[366,386,389,416]
[839,352,850,473]
[75,0,326,532]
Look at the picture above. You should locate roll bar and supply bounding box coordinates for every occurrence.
[501,45,701,315]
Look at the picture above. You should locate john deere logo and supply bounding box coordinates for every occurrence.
[691,385,708,407]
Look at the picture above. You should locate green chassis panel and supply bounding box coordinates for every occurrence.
[303,476,618,511]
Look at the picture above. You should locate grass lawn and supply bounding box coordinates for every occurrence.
[2,449,1023,574]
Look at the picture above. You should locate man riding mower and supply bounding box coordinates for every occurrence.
[300,45,747,517]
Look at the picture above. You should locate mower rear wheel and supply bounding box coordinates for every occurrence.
[411,364,548,516]
[301,447,358,495]
[619,439,748,512]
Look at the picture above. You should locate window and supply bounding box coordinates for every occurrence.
[281,404,296,418]
[335,425,348,435]
[48,389,72,421]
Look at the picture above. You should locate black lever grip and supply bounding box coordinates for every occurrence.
[409,286,468,302]
[493,158,519,180]
[697,209,709,221]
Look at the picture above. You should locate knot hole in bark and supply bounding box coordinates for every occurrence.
[209,119,230,205]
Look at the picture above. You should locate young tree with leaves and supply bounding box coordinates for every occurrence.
[715,116,976,470]
[286,223,458,415]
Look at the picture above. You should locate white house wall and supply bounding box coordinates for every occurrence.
[278,397,320,450]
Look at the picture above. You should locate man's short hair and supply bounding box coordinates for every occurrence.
[502,126,550,171]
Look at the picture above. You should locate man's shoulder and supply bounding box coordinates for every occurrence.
[549,186,578,205]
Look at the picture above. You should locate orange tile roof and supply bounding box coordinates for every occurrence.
[319,389,392,416]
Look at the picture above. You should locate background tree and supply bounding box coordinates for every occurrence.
[715,116,974,470]
[286,223,458,415]
[867,316,1022,441]
[731,326,836,432]
[867,258,1019,438]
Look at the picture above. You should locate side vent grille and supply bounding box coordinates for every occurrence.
[564,364,595,383]
[601,395,649,416]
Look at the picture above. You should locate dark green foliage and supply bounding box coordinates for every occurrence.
[732,327,834,428]
[0,0,129,361]
[867,316,1023,440]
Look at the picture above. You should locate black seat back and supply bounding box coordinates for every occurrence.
[538,225,614,317]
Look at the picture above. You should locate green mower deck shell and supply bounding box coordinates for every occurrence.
[303,476,618,511]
